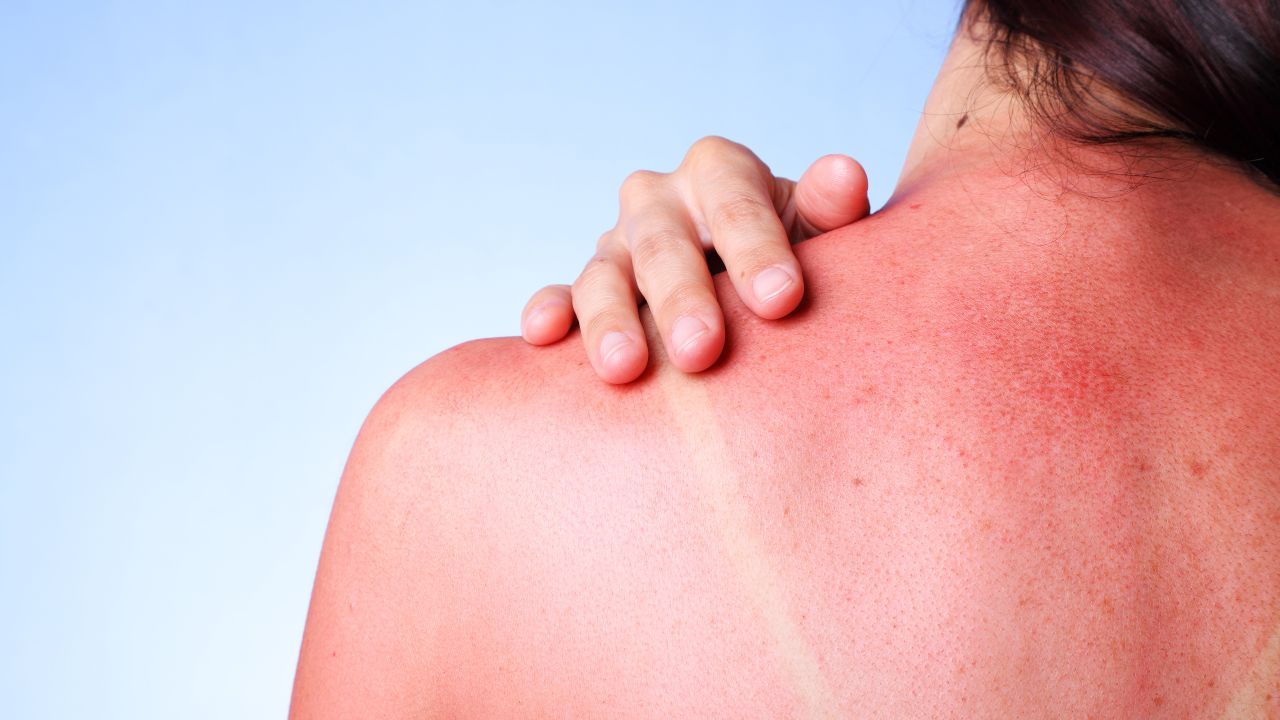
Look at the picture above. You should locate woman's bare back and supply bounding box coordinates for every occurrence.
[292,161,1280,718]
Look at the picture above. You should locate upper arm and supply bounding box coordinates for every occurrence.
[289,334,658,718]
[289,342,495,719]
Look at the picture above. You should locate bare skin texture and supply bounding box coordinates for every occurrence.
[292,31,1280,720]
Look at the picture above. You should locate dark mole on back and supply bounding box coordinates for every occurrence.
[956,113,969,129]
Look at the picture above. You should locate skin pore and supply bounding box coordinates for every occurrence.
[291,18,1280,720]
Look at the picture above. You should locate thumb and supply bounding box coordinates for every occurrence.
[791,154,870,240]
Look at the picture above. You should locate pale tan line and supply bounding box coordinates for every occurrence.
[1219,613,1280,719]
[658,373,841,719]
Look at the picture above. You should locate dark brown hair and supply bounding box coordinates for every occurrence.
[966,0,1279,188]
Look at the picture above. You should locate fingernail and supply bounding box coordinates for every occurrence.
[671,315,710,357]
[753,265,796,303]
[599,331,634,367]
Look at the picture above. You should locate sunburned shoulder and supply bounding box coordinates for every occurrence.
[361,330,676,474]
[397,328,659,402]
[388,336,567,409]
[299,195,1280,717]
[369,201,934,444]
[362,339,546,469]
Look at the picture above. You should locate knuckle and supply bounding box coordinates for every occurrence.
[619,169,662,201]
[710,191,772,230]
[628,227,687,270]
[573,254,615,293]
[689,135,736,159]
[685,136,754,175]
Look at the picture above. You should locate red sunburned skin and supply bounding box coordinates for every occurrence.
[293,158,1280,719]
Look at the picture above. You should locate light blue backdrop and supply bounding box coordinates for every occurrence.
[0,1,956,717]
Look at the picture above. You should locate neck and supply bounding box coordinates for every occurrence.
[893,26,1016,196]
[882,25,1280,277]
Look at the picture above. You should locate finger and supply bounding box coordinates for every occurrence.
[620,172,725,373]
[682,136,804,321]
[520,284,574,345]
[570,235,649,384]
[790,154,871,239]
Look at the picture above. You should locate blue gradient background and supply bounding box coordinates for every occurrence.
[0,1,956,717]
